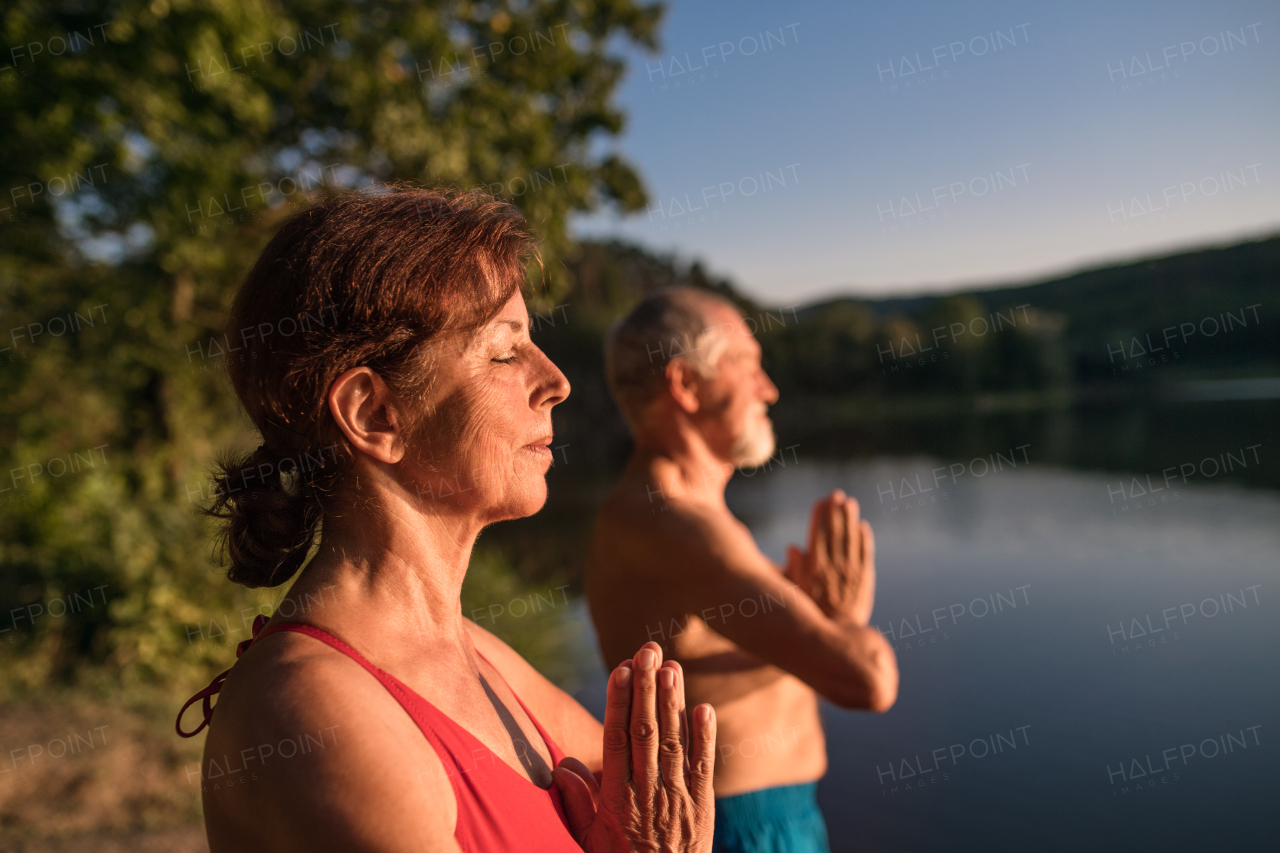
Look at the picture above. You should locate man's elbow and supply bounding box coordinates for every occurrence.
[828,640,898,711]
[865,667,898,712]
[828,671,896,711]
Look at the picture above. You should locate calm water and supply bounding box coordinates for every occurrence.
[551,401,1280,851]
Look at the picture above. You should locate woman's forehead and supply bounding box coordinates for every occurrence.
[482,298,530,339]
[494,291,530,323]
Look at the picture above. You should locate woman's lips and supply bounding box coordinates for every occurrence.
[523,436,553,461]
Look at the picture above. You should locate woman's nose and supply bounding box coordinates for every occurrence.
[532,347,571,408]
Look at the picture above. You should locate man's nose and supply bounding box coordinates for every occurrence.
[760,370,779,404]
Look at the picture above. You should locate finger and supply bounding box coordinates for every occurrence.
[558,755,601,798]
[809,497,829,568]
[668,660,688,760]
[552,763,598,845]
[843,500,859,567]
[600,662,633,801]
[787,545,813,598]
[860,519,875,572]
[826,493,845,565]
[671,661,694,783]
[687,703,717,817]
[629,644,662,794]
[657,662,687,793]
[681,705,691,777]
[784,545,802,578]
[636,641,663,667]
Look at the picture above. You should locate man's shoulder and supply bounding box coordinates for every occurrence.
[592,481,750,578]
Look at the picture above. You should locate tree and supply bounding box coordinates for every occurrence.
[0,0,661,690]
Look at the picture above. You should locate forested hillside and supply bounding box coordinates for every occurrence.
[547,235,1279,441]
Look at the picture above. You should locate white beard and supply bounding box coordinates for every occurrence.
[730,410,776,468]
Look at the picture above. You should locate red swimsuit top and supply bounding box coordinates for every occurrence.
[177,617,583,853]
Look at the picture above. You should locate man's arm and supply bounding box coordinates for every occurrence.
[645,496,898,712]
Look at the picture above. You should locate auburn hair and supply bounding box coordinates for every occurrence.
[204,187,537,587]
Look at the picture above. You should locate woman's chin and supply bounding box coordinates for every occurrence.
[491,482,549,522]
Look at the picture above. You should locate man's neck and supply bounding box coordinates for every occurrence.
[630,420,735,509]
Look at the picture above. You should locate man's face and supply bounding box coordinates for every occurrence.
[689,302,780,467]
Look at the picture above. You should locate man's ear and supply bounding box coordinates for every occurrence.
[665,359,701,414]
[328,367,407,464]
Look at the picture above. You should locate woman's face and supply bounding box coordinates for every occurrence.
[404,289,570,524]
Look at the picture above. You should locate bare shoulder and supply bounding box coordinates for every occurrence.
[593,475,660,539]
[201,630,456,853]
[210,631,422,757]
[593,476,754,580]
[630,500,758,579]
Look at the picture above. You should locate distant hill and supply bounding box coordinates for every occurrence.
[859,237,1276,317]
[831,235,1279,384]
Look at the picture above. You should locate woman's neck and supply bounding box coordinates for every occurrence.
[279,484,483,649]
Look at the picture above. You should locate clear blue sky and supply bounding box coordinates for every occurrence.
[571,0,1280,302]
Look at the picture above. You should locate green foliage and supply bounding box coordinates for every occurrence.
[0,0,661,691]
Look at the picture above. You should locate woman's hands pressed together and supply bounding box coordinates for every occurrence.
[553,642,716,853]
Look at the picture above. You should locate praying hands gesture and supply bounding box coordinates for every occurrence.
[785,490,877,627]
[554,643,716,853]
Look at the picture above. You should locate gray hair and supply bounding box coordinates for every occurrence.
[604,288,738,429]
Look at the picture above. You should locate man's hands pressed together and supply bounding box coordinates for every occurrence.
[786,490,877,628]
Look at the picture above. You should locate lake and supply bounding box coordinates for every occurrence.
[542,399,1279,851]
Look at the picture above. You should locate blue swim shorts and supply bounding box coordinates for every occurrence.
[712,782,831,853]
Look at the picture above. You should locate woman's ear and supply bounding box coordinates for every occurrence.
[328,367,407,464]
[665,359,701,414]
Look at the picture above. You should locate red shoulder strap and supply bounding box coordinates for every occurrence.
[176,616,563,770]
[175,615,308,738]
[473,650,566,765]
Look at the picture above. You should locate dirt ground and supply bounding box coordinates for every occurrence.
[0,827,208,853]
[0,696,206,851]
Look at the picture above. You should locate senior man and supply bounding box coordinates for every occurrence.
[585,288,898,853]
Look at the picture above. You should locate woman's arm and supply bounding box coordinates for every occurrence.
[464,617,605,775]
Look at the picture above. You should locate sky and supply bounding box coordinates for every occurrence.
[570,0,1280,303]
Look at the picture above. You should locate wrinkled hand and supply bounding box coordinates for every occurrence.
[553,642,716,853]
[785,489,876,626]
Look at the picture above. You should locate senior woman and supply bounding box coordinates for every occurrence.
[175,188,716,853]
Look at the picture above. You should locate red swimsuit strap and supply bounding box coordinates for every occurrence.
[176,615,313,737]
[176,616,562,761]
[177,616,422,738]
[176,616,579,853]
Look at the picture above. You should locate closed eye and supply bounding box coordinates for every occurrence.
[492,355,518,364]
